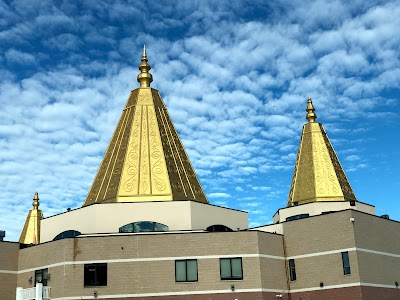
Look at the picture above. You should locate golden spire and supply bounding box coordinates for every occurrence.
[83,48,208,206]
[137,45,153,88]
[287,97,357,206]
[19,192,43,244]
[306,96,317,123]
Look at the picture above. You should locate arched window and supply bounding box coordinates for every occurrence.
[53,230,81,241]
[206,224,233,232]
[119,221,169,233]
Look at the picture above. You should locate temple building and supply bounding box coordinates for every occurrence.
[1,48,399,300]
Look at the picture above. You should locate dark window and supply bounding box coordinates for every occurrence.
[53,230,81,241]
[175,260,198,282]
[119,221,168,233]
[206,225,233,232]
[286,214,309,221]
[220,258,243,280]
[289,259,296,281]
[35,268,48,286]
[321,211,336,215]
[84,263,107,286]
[341,252,351,275]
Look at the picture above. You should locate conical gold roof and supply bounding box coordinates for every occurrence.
[83,48,208,206]
[19,192,43,244]
[287,97,357,206]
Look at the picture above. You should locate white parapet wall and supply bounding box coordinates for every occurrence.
[40,201,248,243]
[272,201,376,224]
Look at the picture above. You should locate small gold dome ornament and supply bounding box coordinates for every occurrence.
[306,96,317,123]
[137,45,153,88]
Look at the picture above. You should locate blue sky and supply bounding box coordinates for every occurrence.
[0,0,399,241]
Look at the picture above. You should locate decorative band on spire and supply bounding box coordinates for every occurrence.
[306,96,317,123]
[137,45,153,88]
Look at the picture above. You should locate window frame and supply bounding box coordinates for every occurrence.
[175,259,198,282]
[341,251,351,275]
[288,259,297,281]
[84,263,108,287]
[35,268,48,286]
[220,257,243,280]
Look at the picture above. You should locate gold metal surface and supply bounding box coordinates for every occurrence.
[137,45,153,88]
[19,192,43,244]
[287,98,357,206]
[83,49,208,206]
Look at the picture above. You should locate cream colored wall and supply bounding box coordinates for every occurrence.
[40,201,247,243]
[273,201,376,223]
[252,223,283,234]
[189,201,248,231]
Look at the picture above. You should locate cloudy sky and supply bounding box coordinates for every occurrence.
[0,0,399,241]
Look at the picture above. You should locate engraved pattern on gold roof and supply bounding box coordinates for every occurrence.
[287,97,357,207]
[83,48,208,206]
[19,192,43,244]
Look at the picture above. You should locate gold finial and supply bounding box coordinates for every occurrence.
[32,191,39,210]
[306,96,317,123]
[137,45,153,88]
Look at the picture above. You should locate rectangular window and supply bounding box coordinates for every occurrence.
[84,263,107,286]
[341,251,351,275]
[175,259,198,282]
[286,214,310,221]
[35,268,48,286]
[220,258,243,280]
[288,259,296,281]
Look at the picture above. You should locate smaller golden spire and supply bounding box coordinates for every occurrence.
[306,96,317,123]
[137,45,153,88]
[32,191,39,209]
[19,191,43,245]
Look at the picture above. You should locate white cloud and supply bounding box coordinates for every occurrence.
[208,192,231,198]
[5,49,36,65]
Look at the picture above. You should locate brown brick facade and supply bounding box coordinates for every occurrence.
[74,292,290,300]
[0,241,19,300]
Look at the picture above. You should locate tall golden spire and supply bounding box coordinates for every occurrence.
[287,98,357,206]
[137,45,153,88]
[83,48,208,206]
[19,192,43,244]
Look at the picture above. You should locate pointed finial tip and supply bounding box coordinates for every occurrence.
[32,191,40,209]
[305,96,317,123]
[137,45,153,87]
[142,44,147,57]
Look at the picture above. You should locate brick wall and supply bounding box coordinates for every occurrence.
[0,241,19,300]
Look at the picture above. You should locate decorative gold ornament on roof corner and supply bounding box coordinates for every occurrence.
[82,47,208,206]
[287,97,357,207]
[19,192,43,245]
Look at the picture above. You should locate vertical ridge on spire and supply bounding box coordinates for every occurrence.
[287,97,357,206]
[19,192,43,244]
[137,45,153,88]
